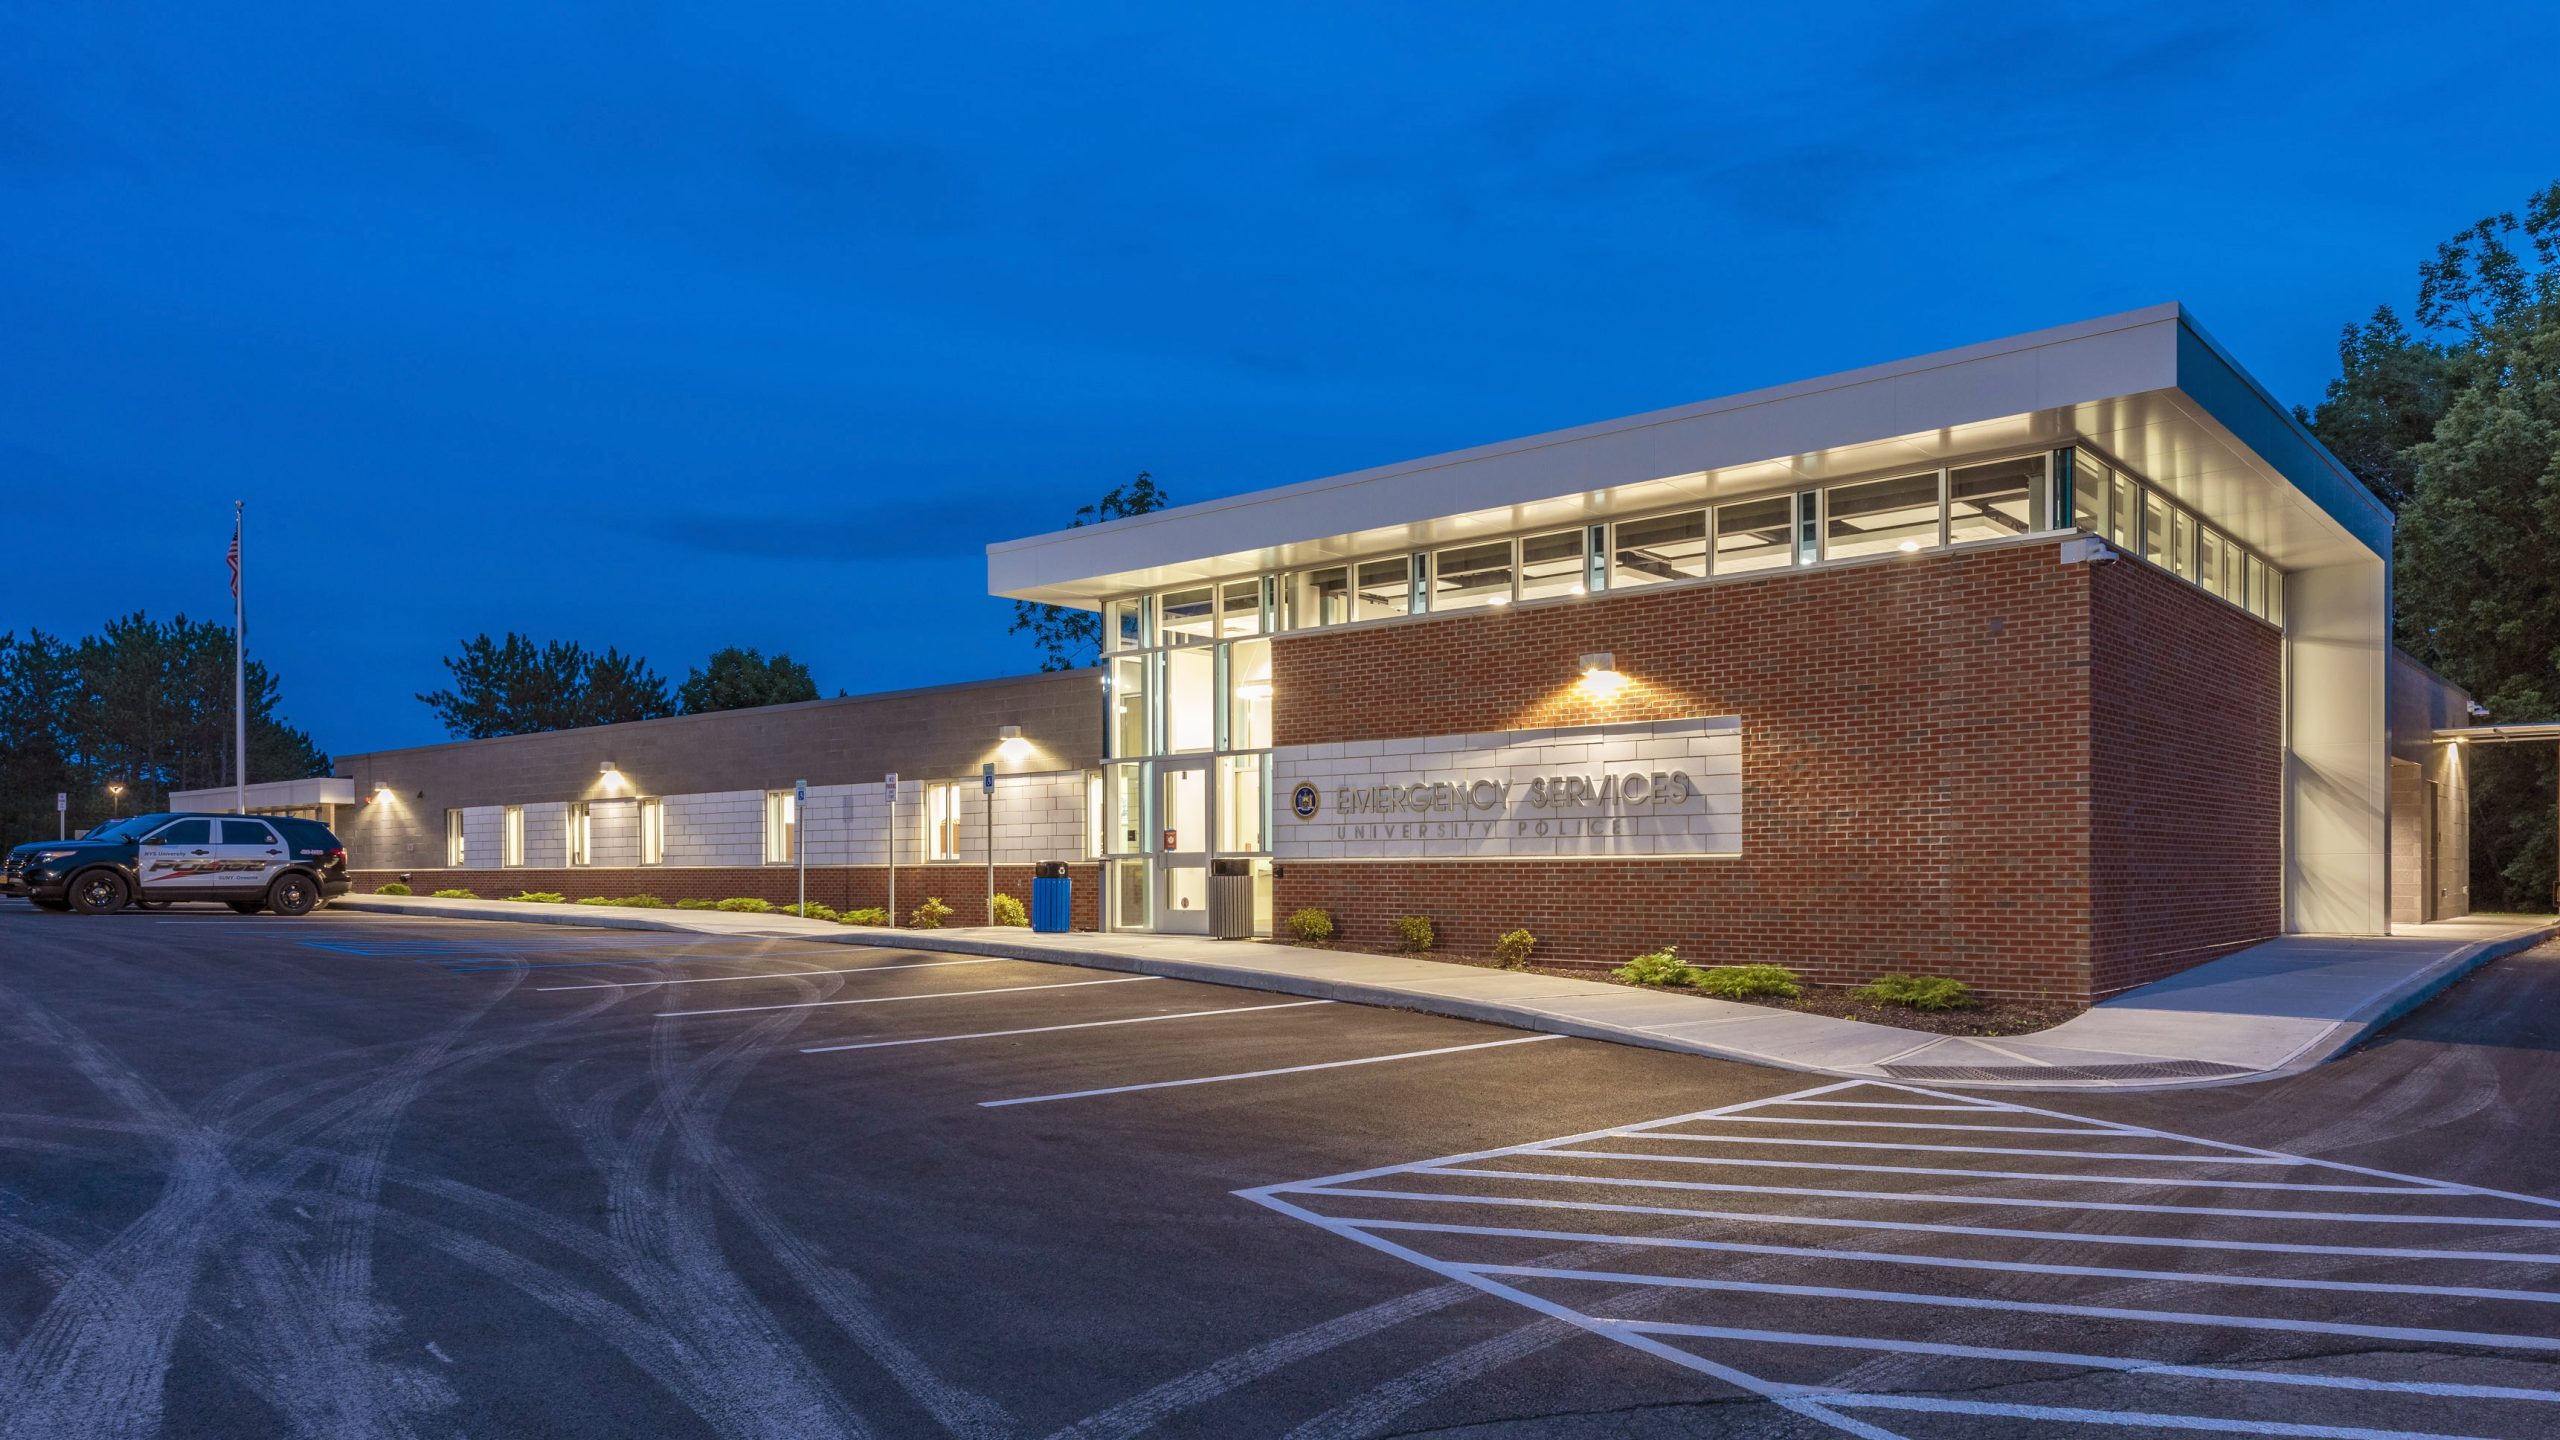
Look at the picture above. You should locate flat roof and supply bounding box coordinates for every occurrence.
[988,303,2390,608]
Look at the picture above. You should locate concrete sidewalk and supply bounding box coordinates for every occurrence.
[332,895,2553,1089]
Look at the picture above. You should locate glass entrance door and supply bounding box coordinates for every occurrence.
[1156,760,1210,934]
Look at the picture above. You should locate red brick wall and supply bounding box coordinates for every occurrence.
[2086,561,2284,994]
[349,864,1102,930]
[1272,541,2098,998]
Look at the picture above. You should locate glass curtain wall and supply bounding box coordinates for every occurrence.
[1098,582,1277,933]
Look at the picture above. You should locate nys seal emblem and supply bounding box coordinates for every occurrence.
[1289,781,1322,820]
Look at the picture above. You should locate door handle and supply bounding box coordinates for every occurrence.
[265,849,282,856]
[190,849,210,855]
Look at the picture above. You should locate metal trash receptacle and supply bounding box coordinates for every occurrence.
[1207,858,1255,940]
[1031,860,1072,933]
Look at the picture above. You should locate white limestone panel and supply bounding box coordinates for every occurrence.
[1273,716,1742,860]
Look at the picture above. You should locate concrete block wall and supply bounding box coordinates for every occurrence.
[588,799,643,868]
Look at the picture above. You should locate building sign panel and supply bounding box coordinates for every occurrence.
[1272,716,1741,859]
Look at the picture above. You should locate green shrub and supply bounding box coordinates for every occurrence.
[839,906,890,926]
[776,902,839,922]
[1697,963,1802,1000]
[429,888,476,900]
[1852,973,1977,1011]
[1492,929,1536,970]
[1390,915,1436,952]
[673,898,718,910]
[574,895,614,905]
[615,895,666,908]
[376,882,412,896]
[990,893,1029,928]
[910,896,955,929]
[714,897,774,914]
[1615,946,1704,987]
[504,891,567,905]
[1286,907,1335,943]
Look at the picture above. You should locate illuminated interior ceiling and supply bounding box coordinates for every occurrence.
[987,304,2389,610]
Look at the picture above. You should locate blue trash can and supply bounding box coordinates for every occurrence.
[1031,860,1072,933]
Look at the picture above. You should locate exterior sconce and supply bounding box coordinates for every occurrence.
[600,761,623,793]
[1578,652,1628,697]
[997,725,1033,762]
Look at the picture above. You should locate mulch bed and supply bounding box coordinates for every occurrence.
[1285,938,2085,1037]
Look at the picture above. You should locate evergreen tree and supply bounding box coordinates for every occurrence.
[419,633,676,738]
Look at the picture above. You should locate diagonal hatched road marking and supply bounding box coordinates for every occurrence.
[1240,1079,2560,1438]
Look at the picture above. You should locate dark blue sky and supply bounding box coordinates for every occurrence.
[5,3,2555,754]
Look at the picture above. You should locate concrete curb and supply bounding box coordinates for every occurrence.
[330,896,2555,1089]
[2258,920,2559,1079]
[332,895,1860,1075]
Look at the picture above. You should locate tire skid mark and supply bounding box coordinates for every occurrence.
[532,997,878,1438]
[650,1007,1022,1440]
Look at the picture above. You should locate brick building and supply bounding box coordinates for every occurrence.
[194,305,2467,1001]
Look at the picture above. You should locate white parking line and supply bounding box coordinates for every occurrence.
[1242,1079,2560,1439]
[659,975,1159,1018]
[538,957,1006,991]
[799,1000,1334,1053]
[977,1034,1565,1108]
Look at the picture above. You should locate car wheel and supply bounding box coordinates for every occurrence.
[227,900,264,915]
[69,869,130,915]
[265,873,319,917]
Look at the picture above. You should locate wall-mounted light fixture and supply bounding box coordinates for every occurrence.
[600,761,623,793]
[997,724,1033,762]
[372,781,393,802]
[1577,652,1628,697]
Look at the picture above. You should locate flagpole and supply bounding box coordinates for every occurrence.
[233,501,247,815]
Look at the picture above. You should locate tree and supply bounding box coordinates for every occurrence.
[418,634,676,739]
[0,615,329,845]
[2306,180,2560,910]
[1009,472,1170,671]
[678,647,819,714]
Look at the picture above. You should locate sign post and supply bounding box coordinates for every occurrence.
[793,778,808,915]
[883,773,899,927]
[56,791,67,840]
[982,761,996,925]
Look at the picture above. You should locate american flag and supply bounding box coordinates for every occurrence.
[227,524,241,600]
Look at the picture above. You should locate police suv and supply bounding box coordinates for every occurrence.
[3,812,352,916]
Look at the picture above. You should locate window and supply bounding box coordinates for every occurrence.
[1613,510,1707,587]
[1432,541,1512,611]
[2168,507,2195,580]
[2197,529,2232,601]
[1289,567,1349,629]
[1353,557,1411,620]
[220,819,275,847]
[2259,559,2285,626]
[1218,578,1265,637]
[1106,597,1148,651]
[1227,638,1273,750]
[1714,494,1794,574]
[2142,492,2172,570]
[1165,647,1215,752]
[566,802,591,866]
[1217,754,1268,852]
[1825,472,1940,559]
[1103,763,1147,854]
[501,806,524,868]
[2071,450,2109,534]
[446,809,466,867]
[763,790,796,864]
[1158,586,1215,644]
[1948,456,2044,545]
[2107,472,2138,552]
[1109,858,1150,929]
[639,798,665,866]
[925,782,965,861]
[1085,773,1104,860]
[151,818,213,846]
[1518,529,1587,601]
[1107,655,1150,758]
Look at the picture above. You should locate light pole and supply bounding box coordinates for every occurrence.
[107,783,125,820]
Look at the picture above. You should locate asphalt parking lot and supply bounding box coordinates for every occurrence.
[2,903,2557,1439]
